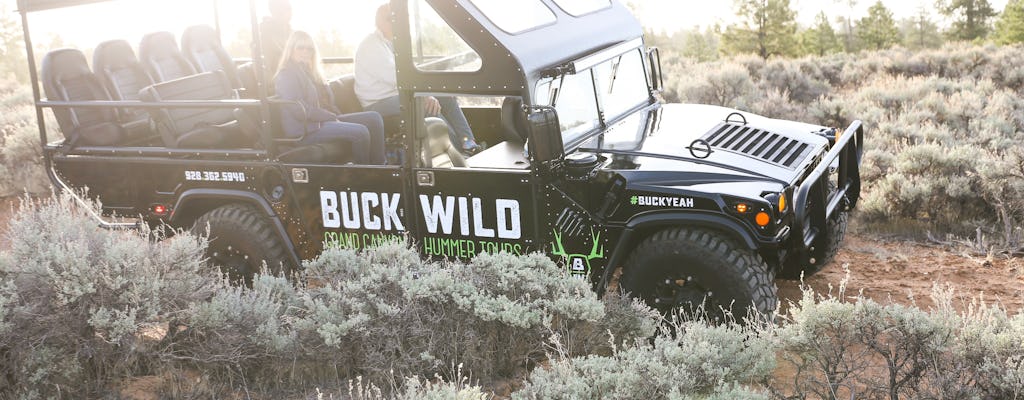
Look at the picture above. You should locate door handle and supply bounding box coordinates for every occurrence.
[416,171,435,186]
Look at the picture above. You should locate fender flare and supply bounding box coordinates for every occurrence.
[597,212,759,297]
[170,189,301,268]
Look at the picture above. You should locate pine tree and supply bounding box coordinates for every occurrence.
[937,0,998,41]
[857,1,901,50]
[901,6,944,50]
[994,0,1024,44]
[835,0,858,51]
[0,3,28,83]
[800,12,842,56]
[681,28,720,62]
[722,0,798,60]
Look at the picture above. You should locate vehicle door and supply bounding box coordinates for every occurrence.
[284,163,409,260]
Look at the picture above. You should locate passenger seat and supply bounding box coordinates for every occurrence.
[139,31,196,82]
[41,48,126,147]
[181,25,241,89]
[139,71,254,148]
[93,39,155,140]
[329,74,400,134]
[420,117,465,168]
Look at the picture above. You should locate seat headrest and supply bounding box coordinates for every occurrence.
[181,25,240,88]
[139,31,196,82]
[42,48,91,91]
[139,31,179,60]
[501,96,529,143]
[181,25,221,52]
[93,40,138,71]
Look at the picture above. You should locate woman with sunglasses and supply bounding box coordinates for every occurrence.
[275,30,386,164]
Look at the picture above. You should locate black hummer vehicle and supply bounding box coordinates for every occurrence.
[20,0,862,316]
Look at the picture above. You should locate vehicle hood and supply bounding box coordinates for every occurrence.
[586,103,832,186]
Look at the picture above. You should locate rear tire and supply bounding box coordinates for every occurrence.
[192,204,294,284]
[619,227,777,320]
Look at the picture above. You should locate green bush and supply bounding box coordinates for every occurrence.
[0,81,54,197]
[514,318,773,400]
[164,244,660,392]
[768,285,1024,400]
[0,195,218,399]
[299,246,608,381]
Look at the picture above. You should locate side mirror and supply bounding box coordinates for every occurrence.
[646,47,663,93]
[526,106,564,166]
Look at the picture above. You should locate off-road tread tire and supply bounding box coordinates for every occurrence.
[778,183,849,279]
[620,227,777,317]
[192,203,293,282]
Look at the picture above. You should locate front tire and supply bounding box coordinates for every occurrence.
[192,203,294,284]
[778,183,849,279]
[619,227,777,320]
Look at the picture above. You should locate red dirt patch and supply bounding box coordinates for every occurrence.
[778,234,1024,314]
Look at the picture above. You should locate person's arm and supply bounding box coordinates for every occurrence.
[275,68,336,122]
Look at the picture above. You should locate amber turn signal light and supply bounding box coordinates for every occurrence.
[778,193,787,213]
[735,203,749,213]
[755,211,771,227]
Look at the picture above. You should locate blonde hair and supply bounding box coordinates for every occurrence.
[276,30,325,84]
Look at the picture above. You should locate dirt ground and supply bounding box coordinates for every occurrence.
[777,233,1024,315]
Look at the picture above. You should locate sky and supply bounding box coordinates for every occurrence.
[11,0,1015,50]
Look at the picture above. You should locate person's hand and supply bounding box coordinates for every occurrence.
[424,96,442,116]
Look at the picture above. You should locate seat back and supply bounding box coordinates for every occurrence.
[329,74,363,114]
[236,62,259,97]
[181,25,241,88]
[139,71,251,148]
[420,117,465,168]
[501,96,529,144]
[93,39,153,121]
[139,31,197,82]
[41,48,125,146]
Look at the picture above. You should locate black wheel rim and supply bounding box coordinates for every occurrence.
[210,243,254,282]
[648,270,713,316]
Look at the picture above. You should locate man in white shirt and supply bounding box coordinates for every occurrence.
[355,3,482,156]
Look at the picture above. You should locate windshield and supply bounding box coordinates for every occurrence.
[535,47,650,146]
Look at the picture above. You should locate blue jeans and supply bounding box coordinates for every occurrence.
[365,95,478,149]
[304,111,385,165]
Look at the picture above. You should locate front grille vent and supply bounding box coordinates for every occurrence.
[700,122,814,169]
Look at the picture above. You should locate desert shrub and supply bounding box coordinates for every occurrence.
[343,370,492,400]
[0,82,55,196]
[672,62,756,108]
[769,284,1024,400]
[747,88,808,122]
[167,244,657,393]
[162,274,308,391]
[300,246,607,382]
[0,195,218,399]
[513,318,773,400]
[758,59,829,104]
[550,290,659,358]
